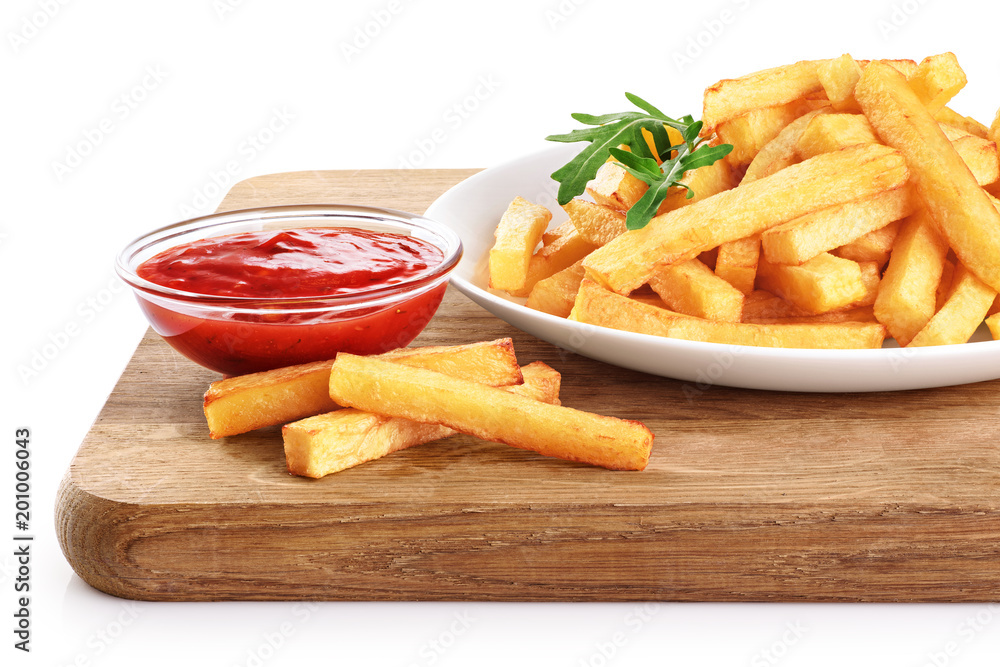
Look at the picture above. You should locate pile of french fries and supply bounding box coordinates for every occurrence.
[202,339,653,477]
[490,53,1000,348]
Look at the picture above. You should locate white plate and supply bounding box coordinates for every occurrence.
[425,144,1000,392]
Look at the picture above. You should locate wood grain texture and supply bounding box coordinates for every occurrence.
[57,169,1000,601]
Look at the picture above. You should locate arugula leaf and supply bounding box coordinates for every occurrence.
[546,93,733,231]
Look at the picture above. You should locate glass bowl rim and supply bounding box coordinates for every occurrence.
[115,204,463,311]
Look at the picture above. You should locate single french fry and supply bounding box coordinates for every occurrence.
[756,253,869,315]
[745,305,876,325]
[525,259,587,318]
[950,135,1000,186]
[583,143,909,295]
[873,211,949,346]
[818,54,863,113]
[796,113,879,160]
[907,52,967,115]
[715,235,761,295]
[569,279,886,349]
[858,58,919,78]
[563,198,627,247]
[741,290,812,322]
[328,353,653,471]
[934,106,989,139]
[203,339,523,439]
[489,197,551,292]
[586,153,648,211]
[743,107,832,182]
[284,362,562,478]
[856,61,1000,293]
[760,185,913,265]
[909,264,997,347]
[508,224,597,297]
[832,221,900,267]
[703,59,829,131]
[647,258,744,322]
[715,100,817,167]
[541,220,575,246]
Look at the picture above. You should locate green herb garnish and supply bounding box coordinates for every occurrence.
[545,92,733,231]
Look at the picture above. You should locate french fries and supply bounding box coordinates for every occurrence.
[582,144,908,295]
[525,259,587,318]
[648,258,744,321]
[283,362,562,478]
[208,335,654,476]
[909,263,997,346]
[760,186,913,266]
[856,61,1000,293]
[203,339,522,438]
[487,52,1000,351]
[569,279,886,349]
[489,196,552,292]
[328,353,654,471]
[756,253,869,315]
[872,211,948,346]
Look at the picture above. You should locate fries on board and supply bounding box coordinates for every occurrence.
[202,338,651,476]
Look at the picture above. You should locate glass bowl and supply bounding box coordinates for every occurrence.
[116,204,462,376]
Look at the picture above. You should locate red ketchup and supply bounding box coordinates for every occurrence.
[136,227,447,375]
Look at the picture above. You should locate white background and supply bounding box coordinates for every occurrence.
[5,0,1000,665]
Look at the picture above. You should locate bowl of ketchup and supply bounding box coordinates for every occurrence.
[116,204,462,375]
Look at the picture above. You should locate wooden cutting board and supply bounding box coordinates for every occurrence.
[57,169,1000,602]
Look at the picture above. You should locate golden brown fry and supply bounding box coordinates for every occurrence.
[525,259,587,318]
[760,186,912,265]
[715,100,817,167]
[562,198,627,247]
[328,353,653,471]
[934,106,989,139]
[284,362,562,478]
[907,52,967,114]
[832,221,900,267]
[818,54,863,113]
[489,197,551,292]
[508,223,597,298]
[743,108,832,182]
[873,211,948,346]
[586,154,648,211]
[702,59,828,131]
[796,113,879,160]
[714,235,761,295]
[583,144,908,295]
[909,264,997,346]
[950,135,1000,187]
[756,253,869,315]
[203,340,523,439]
[648,258,744,322]
[541,220,575,246]
[569,279,886,349]
[856,61,1000,293]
